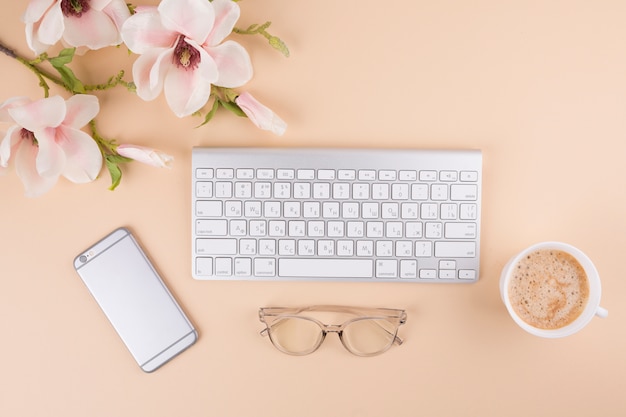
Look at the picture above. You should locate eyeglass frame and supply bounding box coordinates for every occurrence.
[258,305,407,356]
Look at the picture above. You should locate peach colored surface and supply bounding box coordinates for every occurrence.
[1,1,625,416]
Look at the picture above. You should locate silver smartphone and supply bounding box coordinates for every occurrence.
[74,227,197,372]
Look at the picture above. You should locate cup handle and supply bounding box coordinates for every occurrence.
[596,306,608,318]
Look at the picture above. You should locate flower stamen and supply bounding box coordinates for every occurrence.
[61,0,91,18]
[20,128,37,145]
[173,36,200,70]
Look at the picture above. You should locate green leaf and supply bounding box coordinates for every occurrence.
[105,156,124,190]
[48,48,76,67]
[197,98,220,127]
[107,154,133,164]
[55,65,86,93]
[48,48,85,93]
[220,99,246,117]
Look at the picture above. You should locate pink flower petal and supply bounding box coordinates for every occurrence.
[22,0,55,24]
[34,127,66,178]
[205,41,253,88]
[57,126,103,183]
[102,0,132,31]
[0,97,32,123]
[90,0,114,11]
[121,8,177,53]
[37,2,64,48]
[63,95,100,129]
[63,9,122,49]
[132,48,174,101]
[8,96,66,132]
[25,22,50,55]
[205,0,240,46]
[158,0,214,43]
[0,126,24,167]
[15,139,58,198]
[163,43,217,117]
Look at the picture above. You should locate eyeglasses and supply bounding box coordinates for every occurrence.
[258,305,407,356]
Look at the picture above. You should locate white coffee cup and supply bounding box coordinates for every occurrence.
[500,242,608,338]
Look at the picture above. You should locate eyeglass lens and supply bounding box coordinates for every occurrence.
[341,318,398,356]
[267,316,399,356]
[268,317,324,355]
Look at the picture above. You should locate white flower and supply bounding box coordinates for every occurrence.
[117,144,173,168]
[23,0,131,55]
[121,0,253,118]
[0,94,102,197]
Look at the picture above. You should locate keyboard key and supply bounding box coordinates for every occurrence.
[378,170,396,181]
[444,222,477,239]
[196,181,213,198]
[196,168,213,179]
[460,203,478,220]
[196,220,227,236]
[399,170,417,181]
[277,169,295,179]
[318,169,335,180]
[411,184,428,200]
[338,170,356,180]
[215,258,232,276]
[279,259,373,278]
[358,170,376,180]
[254,258,276,276]
[439,269,456,279]
[376,260,397,278]
[400,260,417,278]
[419,269,437,279]
[196,239,237,255]
[434,242,476,257]
[297,169,315,180]
[236,168,254,179]
[196,201,222,217]
[215,182,232,198]
[216,168,234,179]
[440,171,458,181]
[451,184,478,201]
[196,257,212,275]
[257,169,274,179]
[419,171,437,181]
[234,258,252,276]
[460,171,478,182]
[459,269,476,280]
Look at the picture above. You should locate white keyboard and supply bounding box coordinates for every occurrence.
[192,148,482,282]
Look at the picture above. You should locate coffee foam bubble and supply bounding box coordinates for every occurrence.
[508,249,589,330]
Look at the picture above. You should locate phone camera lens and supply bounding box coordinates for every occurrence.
[79,255,88,263]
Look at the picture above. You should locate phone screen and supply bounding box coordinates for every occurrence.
[74,228,197,372]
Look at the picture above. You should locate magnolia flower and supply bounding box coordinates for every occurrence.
[121,0,253,118]
[23,0,131,55]
[235,92,287,136]
[0,94,102,197]
[117,144,173,168]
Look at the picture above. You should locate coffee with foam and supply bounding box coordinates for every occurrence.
[508,249,589,330]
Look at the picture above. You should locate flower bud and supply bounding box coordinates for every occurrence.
[117,145,173,168]
[235,92,287,136]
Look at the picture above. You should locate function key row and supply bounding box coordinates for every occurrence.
[196,168,479,182]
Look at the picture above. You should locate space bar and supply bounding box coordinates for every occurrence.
[279,259,374,278]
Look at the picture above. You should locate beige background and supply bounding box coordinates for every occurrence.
[1,1,625,416]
